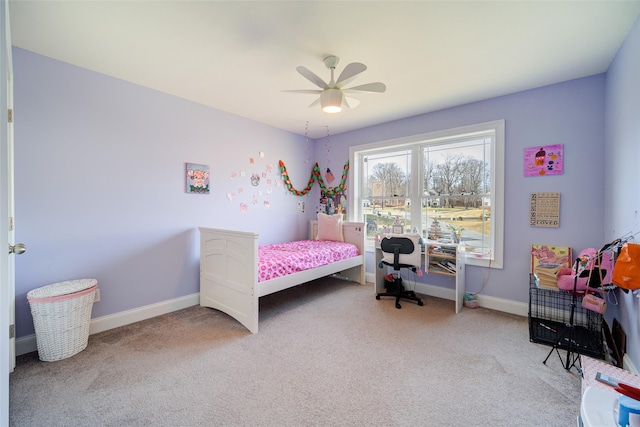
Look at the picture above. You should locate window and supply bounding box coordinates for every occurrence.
[349,120,504,268]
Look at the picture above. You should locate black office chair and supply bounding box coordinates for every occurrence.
[376,235,424,309]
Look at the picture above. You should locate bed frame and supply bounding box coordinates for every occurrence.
[199,220,365,333]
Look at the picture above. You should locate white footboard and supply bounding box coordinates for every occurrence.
[199,221,365,334]
[199,227,260,333]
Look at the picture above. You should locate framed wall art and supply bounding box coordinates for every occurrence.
[530,192,560,228]
[524,144,563,177]
[186,163,210,194]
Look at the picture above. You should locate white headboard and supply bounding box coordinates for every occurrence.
[310,220,365,255]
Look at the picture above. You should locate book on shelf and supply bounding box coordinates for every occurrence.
[533,263,563,289]
[430,261,456,274]
[532,275,560,290]
[429,247,456,257]
[439,261,456,274]
[534,263,562,277]
[429,265,450,274]
[535,278,559,290]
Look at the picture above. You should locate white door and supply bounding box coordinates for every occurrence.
[1,0,22,423]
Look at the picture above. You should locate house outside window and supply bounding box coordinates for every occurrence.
[349,120,504,268]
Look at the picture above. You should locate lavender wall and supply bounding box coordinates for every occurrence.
[12,45,613,342]
[12,48,315,338]
[317,75,607,304]
[604,16,640,368]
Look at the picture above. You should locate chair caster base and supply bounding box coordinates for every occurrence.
[376,290,424,308]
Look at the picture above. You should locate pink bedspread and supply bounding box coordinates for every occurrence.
[258,240,359,282]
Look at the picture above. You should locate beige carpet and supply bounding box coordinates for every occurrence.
[10,277,582,426]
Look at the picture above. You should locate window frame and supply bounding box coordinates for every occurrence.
[349,120,504,269]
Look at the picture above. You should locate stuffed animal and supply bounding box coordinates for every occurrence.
[557,247,614,291]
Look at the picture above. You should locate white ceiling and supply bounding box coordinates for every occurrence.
[8,1,640,138]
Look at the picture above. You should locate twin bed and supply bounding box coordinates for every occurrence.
[199,219,365,333]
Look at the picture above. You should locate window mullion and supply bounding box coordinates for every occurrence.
[410,147,421,235]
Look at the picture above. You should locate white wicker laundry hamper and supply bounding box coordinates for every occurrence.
[27,279,98,362]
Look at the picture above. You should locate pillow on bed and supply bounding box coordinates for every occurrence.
[316,213,344,242]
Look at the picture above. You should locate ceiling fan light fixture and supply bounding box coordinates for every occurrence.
[321,89,343,113]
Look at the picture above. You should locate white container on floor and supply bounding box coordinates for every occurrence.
[580,386,619,426]
[27,279,98,362]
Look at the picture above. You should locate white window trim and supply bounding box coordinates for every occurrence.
[349,120,504,269]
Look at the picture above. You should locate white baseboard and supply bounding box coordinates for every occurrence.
[365,272,376,286]
[624,354,639,374]
[16,293,200,357]
[366,272,528,317]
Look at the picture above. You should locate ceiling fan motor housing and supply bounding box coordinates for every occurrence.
[321,88,343,113]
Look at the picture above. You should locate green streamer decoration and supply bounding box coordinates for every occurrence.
[279,160,349,197]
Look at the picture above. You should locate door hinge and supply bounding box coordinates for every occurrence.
[7,109,12,123]
[9,324,14,339]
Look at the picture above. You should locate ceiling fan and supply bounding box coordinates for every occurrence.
[284,55,387,113]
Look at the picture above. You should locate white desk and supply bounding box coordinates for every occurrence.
[374,240,465,312]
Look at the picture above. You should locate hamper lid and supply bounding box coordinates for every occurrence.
[27,278,98,300]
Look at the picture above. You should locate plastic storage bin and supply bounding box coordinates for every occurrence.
[27,279,98,362]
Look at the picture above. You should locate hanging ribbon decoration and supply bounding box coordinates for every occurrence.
[324,125,333,183]
[279,160,349,197]
[319,160,348,197]
[303,120,311,166]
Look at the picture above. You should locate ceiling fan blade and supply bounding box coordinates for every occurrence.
[343,96,361,110]
[308,97,321,108]
[282,89,323,94]
[342,82,387,93]
[296,66,328,89]
[336,62,367,87]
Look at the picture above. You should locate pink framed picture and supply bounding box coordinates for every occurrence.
[524,144,564,177]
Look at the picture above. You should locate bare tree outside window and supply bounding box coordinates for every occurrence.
[370,162,406,204]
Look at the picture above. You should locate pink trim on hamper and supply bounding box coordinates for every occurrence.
[27,285,98,304]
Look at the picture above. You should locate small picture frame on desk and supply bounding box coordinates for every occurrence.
[392,225,403,234]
